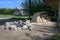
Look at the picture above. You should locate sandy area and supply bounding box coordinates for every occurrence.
[0,22,58,40]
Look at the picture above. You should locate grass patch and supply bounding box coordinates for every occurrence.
[0,15,13,18]
[0,14,32,18]
[13,16,32,18]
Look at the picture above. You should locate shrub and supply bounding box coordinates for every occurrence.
[57,24,60,30]
[47,33,60,40]
[47,24,60,40]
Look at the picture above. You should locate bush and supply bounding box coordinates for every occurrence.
[47,33,60,40]
[57,24,60,30]
[47,24,60,40]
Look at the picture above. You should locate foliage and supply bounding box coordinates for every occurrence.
[22,0,57,21]
[0,8,17,15]
[57,24,60,30]
[47,24,60,40]
[47,33,60,40]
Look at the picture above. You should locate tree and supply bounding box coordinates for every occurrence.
[0,8,17,15]
[22,0,43,19]
[22,0,57,21]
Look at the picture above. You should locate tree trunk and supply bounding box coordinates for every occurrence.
[57,0,60,23]
[29,0,31,20]
[44,0,58,10]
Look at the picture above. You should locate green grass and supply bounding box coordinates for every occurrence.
[13,16,32,18]
[0,15,13,18]
[0,14,57,20]
[0,14,32,18]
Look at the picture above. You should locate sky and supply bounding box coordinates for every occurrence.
[0,0,24,8]
[0,0,43,9]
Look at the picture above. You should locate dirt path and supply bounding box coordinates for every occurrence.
[0,22,58,40]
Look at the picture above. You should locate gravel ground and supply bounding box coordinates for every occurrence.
[0,22,58,40]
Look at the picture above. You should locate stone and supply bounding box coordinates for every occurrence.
[5,22,11,29]
[22,25,28,30]
[4,22,17,30]
[25,19,30,24]
[31,12,50,23]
